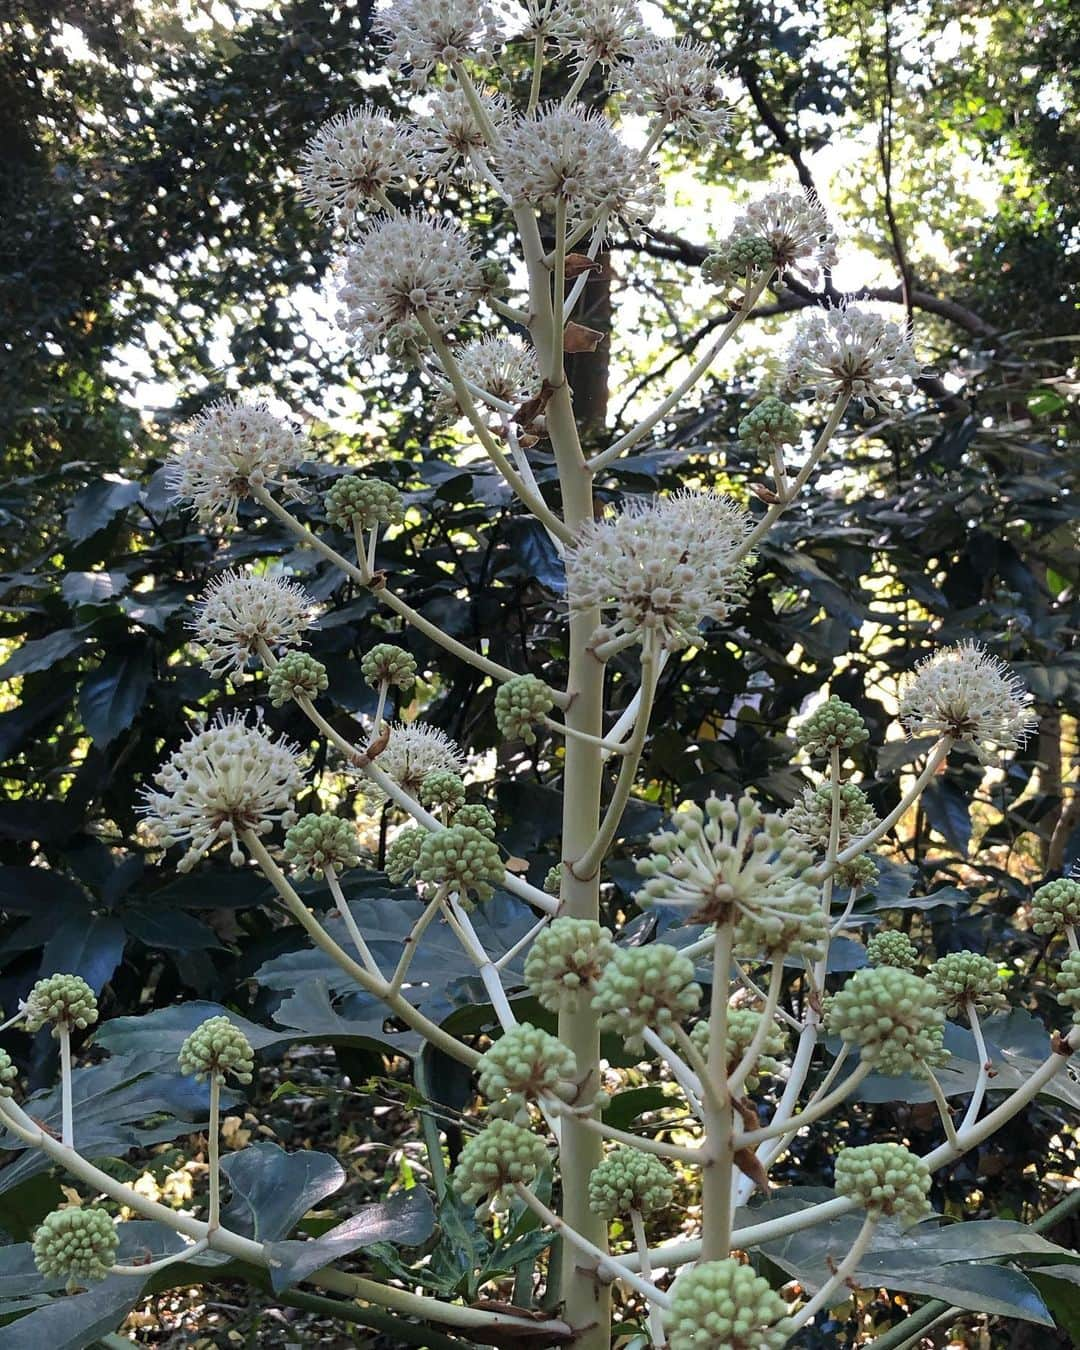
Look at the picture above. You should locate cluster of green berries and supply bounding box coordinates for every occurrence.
[1054,952,1080,1023]
[591,944,701,1051]
[523,917,615,1013]
[23,974,98,1036]
[420,770,466,813]
[834,1143,932,1225]
[690,1009,788,1093]
[361,642,417,691]
[284,813,360,878]
[1031,878,1080,938]
[784,783,877,852]
[178,1016,255,1084]
[796,697,870,757]
[825,967,947,1076]
[325,476,404,532]
[926,951,1008,1018]
[664,1258,792,1350]
[385,826,427,884]
[267,651,328,707]
[0,1048,16,1097]
[453,1119,548,1207]
[453,803,496,839]
[737,396,801,453]
[33,1207,118,1286]
[494,675,555,745]
[417,824,504,903]
[587,1148,673,1219]
[701,237,775,287]
[865,930,919,971]
[476,1023,577,1120]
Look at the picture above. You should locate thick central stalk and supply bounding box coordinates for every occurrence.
[701,922,734,1259]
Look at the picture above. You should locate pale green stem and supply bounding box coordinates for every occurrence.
[561,57,597,106]
[735,1060,873,1148]
[371,679,389,737]
[489,295,531,325]
[589,272,773,472]
[58,1024,73,1149]
[208,1073,221,1231]
[388,889,446,995]
[601,649,671,759]
[701,923,735,1261]
[540,715,629,753]
[829,886,860,936]
[728,957,785,1097]
[1067,924,1078,954]
[734,961,801,1030]
[570,1109,700,1163]
[324,864,382,979]
[789,1214,878,1329]
[111,1237,209,1277]
[445,895,518,1033]
[449,61,505,149]
[829,738,952,871]
[961,1001,991,1132]
[562,214,607,321]
[630,1207,668,1348]
[821,746,843,919]
[646,1026,704,1118]
[527,31,545,114]
[921,1060,960,1148]
[807,1042,851,1107]
[0,1009,25,1033]
[493,914,550,970]
[550,199,568,378]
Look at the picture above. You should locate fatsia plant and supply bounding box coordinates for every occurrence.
[2,3,1079,1348]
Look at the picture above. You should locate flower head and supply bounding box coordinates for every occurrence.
[498,103,662,235]
[337,210,482,354]
[549,0,644,69]
[588,1148,673,1219]
[361,642,417,690]
[284,813,361,877]
[665,1259,792,1350]
[738,396,801,453]
[190,570,315,676]
[834,1143,932,1225]
[455,1119,549,1207]
[0,1048,16,1098]
[825,966,947,1076]
[416,822,505,903]
[178,1015,255,1084]
[34,1208,118,1286]
[796,696,869,758]
[267,651,329,707]
[591,943,701,1051]
[784,303,920,406]
[899,642,1037,764]
[690,1007,788,1092]
[373,0,505,86]
[419,86,510,186]
[615,37,734,145]
[926,950,1008,1017]
[524,916,616,1012]
[477,1022,578,1119]
[782,783,879,854]
[1054,951,1080,1023]
[366,720,465,804]
[325,475,405,531]
[166,399,310,524]
[724,189,838,287]
[865,929,918,971]
[385,825,428,883]
[494,674,555,745]
[23,974,98,1036]
[564,490,755,652]
[299,106,424,229]
[1031,877,1080,938]
[436,334,541,421]
[140,712,306,870]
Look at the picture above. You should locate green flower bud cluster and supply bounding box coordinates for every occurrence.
[385,826,427,884]
[825,967,947,1076]
[267,651,328,707]
[690,1008,788,1092]
[479,259,510,294]
[588,1147,674,1219]
[420,770,466,813]
[23,974,98,1036]
[664,1258,791,1350]
[834,1143,932,1225]
[417,824,504,903]
[494,675,555,745]
[737,396,801,453]
[783,782,878,853]
[701,237,775,287]
[865,930,918,971]
[178,1015,255,1084]
[796,697,870,757]
[452,803,497,840]
[454,1119,549,1206]
[33,1207,118,1286]
[1031,878,1080,938]
[542,864,562,896]
[385,319,429,363]
[835,853,880,890]
[0,1047,16,1098]
[284,813,360,878]
[524,917,615,1013]
[325,476,404,531]
[1054,951,1080,1023]
[476,1023,577,1119]
[361,642,417,691]
[591,944,702,1051]
[735,881,829,963]
[927,950,1008,1018]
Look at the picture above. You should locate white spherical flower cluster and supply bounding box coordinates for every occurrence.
[140,713,306,871]
[418,86,510,187]
[166,399,310,525]
[498,103,662,235]
[436,335,541,421]
[374,0,505,86]
[726,189,838,286]
[614,37,734,146]
[337,210,482,355]
[366,720,466,804]
[564,490,755,652]
[189,570,316,676]
[299,107,423,230]
[784,303,920,407]
[549,0,644,69]
[899,642,1037,765]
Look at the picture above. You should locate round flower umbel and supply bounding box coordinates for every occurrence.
[542,864,562,897]
[497,103,663,236]
[1054,952,1080,1023]
[564,491,755,653]
[702,237,775,289]
[782,783,879,854]
[865,930,919,971]
[190,570,315,677]
[796,696,869,759]
[825,967,947,1076]
[454,1119,549,1208]
[420,769,466,814]
[525,917,616,1012]
[664,1258,792,1350]
[738,396,802,454]
[549,0,644,69]
[899,642,1037,765]
[690,1008,788,1093]
[139,712,305,870]
[23,974,98,1036]
[1031,877,1080,939]
[373,0,505,86]
[0,1048,16,1097]
[784,303,920,407]
[284,813,361,878]
[614,37,734,146]
[722,189,839,288]
[361,642,417,692]
[588,1148,674,1220]
[298,106,424,229]
[476,1023,578,1120]
[417,823,504,903]
[927,950,1008,1018]
[452,803,497,839]
[365,721,465,804]
[834,1143,932,1226]
[166,399,311,525]
[33,1208,118,1287]
[435,334,541,421]
[418,87,510,187]
[385,825,427,884]
[494,675,555,745]
[337,211,482,355]
[325,476,404,534]
[591,943,702,1052]
[178,1016,255,1085]
[268,651,329,708]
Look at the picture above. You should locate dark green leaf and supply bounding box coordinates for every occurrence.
[79,646,153,745]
